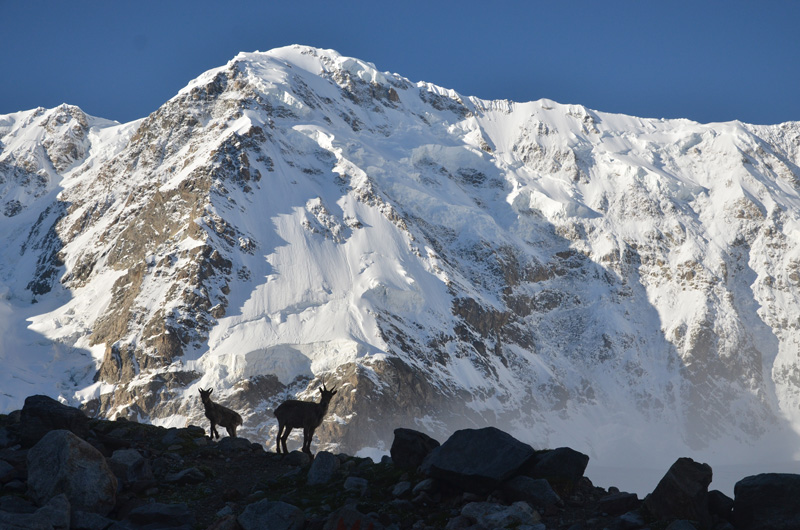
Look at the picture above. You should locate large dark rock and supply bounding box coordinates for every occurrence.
[324,505,385,530]
[732,473,800,530]
[239,500,305,530]
[391,428,440,469]
[0,493,70,530]
[502,475,563,513]
[643,457,712,528]
[322,505,385,530]
[707,489,733,521]
[19,395,90,447]
[108,448,154,486]
[523,446,589,492]
[420,427,536,493]
[27,429,117,516]
[597,491,640,516]
[307,451,340,485]
[127,502,194,528]
[460,501,541,528]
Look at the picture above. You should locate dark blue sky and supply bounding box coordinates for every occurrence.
[2,1,798,125]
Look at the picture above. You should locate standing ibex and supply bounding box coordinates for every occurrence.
[198,388,243,439]
[274,380,338,456]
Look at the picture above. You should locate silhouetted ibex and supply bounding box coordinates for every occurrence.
[274,379,338,456]
[198,388,243,439]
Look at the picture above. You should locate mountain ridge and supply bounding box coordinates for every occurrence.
[2,46,800,484]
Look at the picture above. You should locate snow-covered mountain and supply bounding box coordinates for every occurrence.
[3,45,800,477]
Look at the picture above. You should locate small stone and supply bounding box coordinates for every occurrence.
[127,502,194,528]
[412,478,437,495]
[344,476,368,496]
[238,500,305,530]
[0,494,37,514]
[284,450,311,467]
[323,505,384,530]
[665,520,698,530]
[307,451,340,485]
[392,481,412,497]
[461,501,541,528]
[0,460,14,482]
[503,475,563,512]
[165,466,206,484]
[108,448,154,485]
[71,509,116,530]
[4,480,26,493]
[597,491,640,516]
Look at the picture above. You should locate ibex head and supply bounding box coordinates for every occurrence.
[198,388,213,402]
[319,380,338,404]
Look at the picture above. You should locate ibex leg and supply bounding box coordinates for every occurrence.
[279,425,292,454]
[302,427,313,456]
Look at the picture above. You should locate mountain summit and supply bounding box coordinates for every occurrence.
[2,45,800,471]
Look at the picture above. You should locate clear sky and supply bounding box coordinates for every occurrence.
[1,1,798,126]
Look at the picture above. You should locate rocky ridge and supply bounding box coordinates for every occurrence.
[1,395,798,530]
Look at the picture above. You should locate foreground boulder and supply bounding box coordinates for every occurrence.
[0,493,70,530]
[643,457,712,528]
[420,427,536,493]
[390,428,440,469]
[108,448,155,488]
[460,501,542,528]
[523,446,589,493]
[27,429,117,516]
[126,502,195,528]
[502,475,563,513]
[323,505,384,530]
[19,395,90,447]
[733,473,800,530]
[238,500,305,530]
[307,451,340,485]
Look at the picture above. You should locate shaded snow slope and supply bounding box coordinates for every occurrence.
[2,46,800,481]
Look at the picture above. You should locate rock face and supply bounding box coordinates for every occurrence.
[26,429,117,516]
[3,45,800,466]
